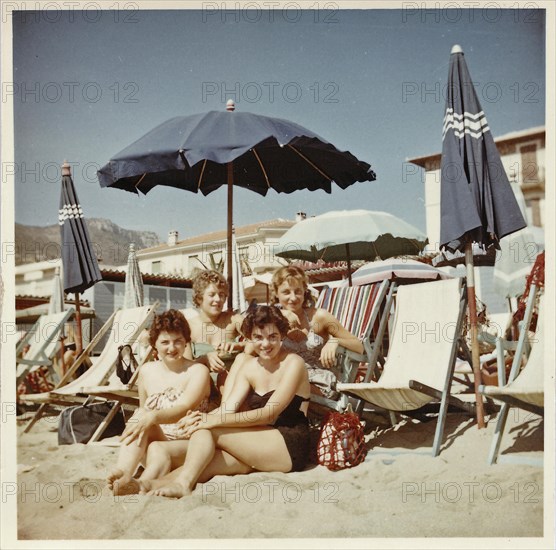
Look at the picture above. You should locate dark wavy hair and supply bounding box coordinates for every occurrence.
[149,309,191,347]
[192,270,228,307]
[241,305,290,339]
[271,265,315,308]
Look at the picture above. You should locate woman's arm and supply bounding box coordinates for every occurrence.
[148,363,211,425]
[137,368,148,407]
[314,309,364,368]
[199,354,306,430]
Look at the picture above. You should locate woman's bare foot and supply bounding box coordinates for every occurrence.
[107,469,141,496]
[106,468,125,490]
[148,483,192,499]
[141,478,192,499]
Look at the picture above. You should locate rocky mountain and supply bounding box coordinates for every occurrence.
[15,218,161,266]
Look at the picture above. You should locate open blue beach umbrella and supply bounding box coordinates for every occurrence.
[439,45,527,427]
[98,102,376,307]
[59,161,102,353]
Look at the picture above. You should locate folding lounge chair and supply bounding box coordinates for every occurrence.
[337,277,475,457]
[312,279,393,412]
[481,288,544,466]
[22,303,158,436]
[16,308,75,388]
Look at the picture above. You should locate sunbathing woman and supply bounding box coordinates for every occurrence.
[137,305,311,498]
[106,309,211,495]
[224,265,363,401]
[185,270,246,373]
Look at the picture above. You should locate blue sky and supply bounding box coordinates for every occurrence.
[10,5,546,243]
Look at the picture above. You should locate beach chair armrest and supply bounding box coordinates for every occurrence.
[17,357,51,366]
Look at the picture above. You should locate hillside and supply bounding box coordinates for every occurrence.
[15,218,161,266]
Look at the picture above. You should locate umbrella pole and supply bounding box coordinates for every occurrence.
[346,244,353,287]
[75,292,83,356]
[227,162,233,311]
[465,242,486,428]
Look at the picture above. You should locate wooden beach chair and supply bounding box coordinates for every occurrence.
[312,279,393,412]
[21,303,158,436]
[480,288,544,466]
[16,309,75,388]
[337,277,475,456]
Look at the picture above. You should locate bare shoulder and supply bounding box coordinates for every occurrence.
[184,360,210,378]
[282,351,306,371]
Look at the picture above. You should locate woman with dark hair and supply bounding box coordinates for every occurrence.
[224,265,363,401]
[107,309,210,495]
[134,305,311,498]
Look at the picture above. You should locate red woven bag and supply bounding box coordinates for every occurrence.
[316,405,367,470]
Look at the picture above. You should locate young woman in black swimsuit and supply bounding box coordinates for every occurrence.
[140,305,311,498]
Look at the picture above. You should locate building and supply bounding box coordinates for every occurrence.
[135,218,297,278]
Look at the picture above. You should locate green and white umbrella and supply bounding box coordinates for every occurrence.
[274,209,428,286]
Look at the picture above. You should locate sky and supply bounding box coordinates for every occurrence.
[8,3,547,245]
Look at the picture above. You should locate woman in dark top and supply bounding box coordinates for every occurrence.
[140,305,311,498]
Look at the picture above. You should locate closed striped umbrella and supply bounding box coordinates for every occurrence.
[124,243,144,308]
[59,161,102,353]
[439,45,527,428]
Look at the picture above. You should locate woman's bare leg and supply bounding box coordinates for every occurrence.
[146,429,216,498]
[106,423,166,495]
[145,426,291,498]
[140,439,190,480]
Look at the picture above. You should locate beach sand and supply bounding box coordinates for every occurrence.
[13,405,546,543]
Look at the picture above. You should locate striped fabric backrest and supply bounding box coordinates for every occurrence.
[315,282,386,340]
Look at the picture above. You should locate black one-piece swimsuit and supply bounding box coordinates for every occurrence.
[246,390,310,472]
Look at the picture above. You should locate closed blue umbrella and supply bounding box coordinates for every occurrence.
[98,102,376,307]
[439,45,527,427]
[59,161,102,353]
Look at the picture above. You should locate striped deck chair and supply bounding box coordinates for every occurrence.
[16,309,75,388]
[312,279,392,412]
[21,303,158,437]
[481,287,544,466]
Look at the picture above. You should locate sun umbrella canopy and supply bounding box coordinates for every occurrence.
[439,47,526,253]
[98,106,376,308]
[98,110,376,196]
[342,258,452,287]
[123,243,144,308]
[274,210,428,263]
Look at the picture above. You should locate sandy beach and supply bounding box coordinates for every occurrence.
[13,404,546,545]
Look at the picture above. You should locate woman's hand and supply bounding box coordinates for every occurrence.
[176,410,214,438]
[320,339,339,369]
[217,341,241,354]
[205,351,226,372]
[120,407,156,446]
